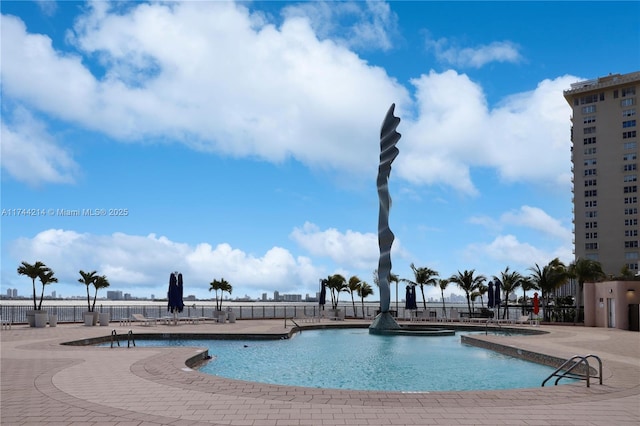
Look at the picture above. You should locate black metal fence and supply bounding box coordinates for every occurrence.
[0,303,578,325]
[1,304,377,324]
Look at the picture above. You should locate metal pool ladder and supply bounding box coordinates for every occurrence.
[110,329,136,348]
[542,354,602,387]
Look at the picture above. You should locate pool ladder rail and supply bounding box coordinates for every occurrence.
[542,354,603,387]
[110,329,136,348]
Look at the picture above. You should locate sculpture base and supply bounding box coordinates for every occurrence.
[368,312,400,333]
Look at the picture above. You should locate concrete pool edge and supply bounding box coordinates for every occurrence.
[3,320,639,425]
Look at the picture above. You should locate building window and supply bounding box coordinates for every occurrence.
[585,243,599,250]
[575,93,603,105]
[585,200,598,208]
[621,98,635,107]
[622,152,638,161]
[623,108,636,117]
[625,196,638,204]
[585,221,598,228]
[623,120,637,128]
[624,142,637,150]
[623,153,638,161]
[584,147,597,155]
[624,185,638,193]
[584,126,596,134]
[585,211,598,218]
[584,168,597,176]
[625,241,639,248]
[584,158,597,166]
[585,189,598,197]
[584,179,597,187]
[623,131,637,138]
[582,105,596,114]
[585,232,598,239]
[625,208,638,215]
[622,86,636,97]
[624,174,638,182]
[625,230,639,237]
[583,116,596,124]
[625,252,639,260]
[627,263,639,270]
[625,219,638,226]
[583,137,597,145]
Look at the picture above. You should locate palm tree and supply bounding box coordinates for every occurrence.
[78,270,98,312]
[476,283,488,308]
[209,278,233,311]
[356,281,374,318]
[569,258,605,324]
[347,276,362,318]
[449,269,486,316]
[36,270,58,310]
[528,258,569,322]
[493,267,524,320]
[437,278,450,319]
[17,261,51,310]
[401,264,438,310]
[520,276,539,315]
[326,274,347,310]
[91,275,110,312]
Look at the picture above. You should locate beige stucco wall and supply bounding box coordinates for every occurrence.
[584,281,640,330]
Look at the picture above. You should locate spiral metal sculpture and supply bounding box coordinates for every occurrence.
[376,103,401,314]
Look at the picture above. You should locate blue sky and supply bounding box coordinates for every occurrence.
[2,1,639,301]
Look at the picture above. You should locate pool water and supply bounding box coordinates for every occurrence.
[126,329,566,392]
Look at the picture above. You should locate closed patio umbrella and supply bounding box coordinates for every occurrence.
[533,292,540,316]
[168,272,184,325]
[319,280,326,311]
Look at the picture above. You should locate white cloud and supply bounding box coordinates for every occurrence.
[500,205,572,241]
[1,3,575,195]
[427,36,523,68]
[9,229,322,296]
[36,0,57,17]
[0,107,79,186]
[1,4,409,186]
[282,0,398,51]
[399,70,576,195]
[465,234,572,273]
[290,222,381,269]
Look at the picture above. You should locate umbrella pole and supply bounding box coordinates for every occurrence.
[173,311,177,326]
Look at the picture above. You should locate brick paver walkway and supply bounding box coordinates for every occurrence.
[1,320,639,425]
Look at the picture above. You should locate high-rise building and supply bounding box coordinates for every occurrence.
[564,71,640,277]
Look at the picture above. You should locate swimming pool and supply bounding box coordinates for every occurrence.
[123,329,568,392]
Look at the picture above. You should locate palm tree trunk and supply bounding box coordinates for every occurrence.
[32,279,37,310]
[38,283,45,310]
[466,293,472,316]
[92,289,98,312]
[361,297,365,319]
[351,294,356,318]
[420,285,427,310]
[440,289,447,319]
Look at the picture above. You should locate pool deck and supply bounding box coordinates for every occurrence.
[1,320,638,425]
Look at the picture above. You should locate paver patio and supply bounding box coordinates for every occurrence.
[1,320,638,425]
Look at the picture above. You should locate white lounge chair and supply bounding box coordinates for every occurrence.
[131,313,157,326]
[514,315,532,325]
